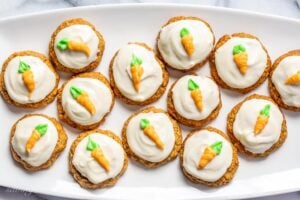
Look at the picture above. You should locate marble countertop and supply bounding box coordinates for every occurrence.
[0,0,300,19]
[0,0,299,200]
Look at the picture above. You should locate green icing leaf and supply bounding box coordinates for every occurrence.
[57,38,69,50]
[210,141,223,155]
[130,54,143,67]
[188,79,199,91]
[232,44,246,55]
[180,27,190,37]
[35,124,48,136]
[86,137,100,151]
[18,61,31,74]
[260,104,271,117]
[70,86,83,99]
[140,118,150,130]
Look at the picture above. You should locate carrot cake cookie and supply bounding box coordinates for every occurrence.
[227,94,287,157]
[57,72,114,130]
[0,51,59,108]
[122,107,182,168]
[49,18,105,73]
[167,74,221,128]
[109,42,168,105]
[269,50,300,111]
[10,114,67,171]
[69,129,128,189]
[180,127,238,187]
[157,16,215,72]
[210,33,271,93]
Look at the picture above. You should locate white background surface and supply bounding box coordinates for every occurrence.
[0,1,300,200]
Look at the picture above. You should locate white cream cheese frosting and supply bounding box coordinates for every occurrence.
[4,56,57,104]
[172,75,220,120]
[233,99,283,154]
[272,55,300,107]
[112,43,163,102]
[11,115,58,167]
[158,19,214,70]
[215,37,268,88]
[126,111,175,162]
[72,133,125,184]
[62,77,113,126]
[54,25,99,69]
[183,130,233,182]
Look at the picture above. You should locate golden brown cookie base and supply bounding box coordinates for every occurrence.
[57,72,115,131]
[210,32,271,94]
[268,49,300,111]
[49,18,105,73]
[69,129,128,189]
[156,16,215,72]
[180,126,239,187]
[227,94,288,157]
[167,76,222,128]
[10,114,67,171]
[0,51,59,108]
[121,106,182,168]
[109,42,169,106]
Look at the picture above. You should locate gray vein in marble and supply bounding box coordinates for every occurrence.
[0,0,299,19]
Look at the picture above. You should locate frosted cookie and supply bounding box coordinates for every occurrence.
[227,94,287,157]
[109,42,168,105]
[122,107,182,168]
[57,72,114,131]
[167,74,221,128]
[180,127,238,187]
[0,51,59,108]
[69,129,128,189]
[49,18,105,73]
[10,114,67,171]
[269,50,300,111]
[210,33,271,93]
[157,16,215,72]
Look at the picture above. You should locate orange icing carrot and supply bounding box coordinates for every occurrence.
[180,28,195,57]
[198,141,223,169]
[188,79,203,112]
[140,118,164,150]
[57,38,90,57]
[130,54,144,92]
[70,86,96,115]
[254,104,270,135]
[26,124,48,153]
[18,61,35,96]
[86,137,110,172]
[285,71,300,85]
[233,44,248,75]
